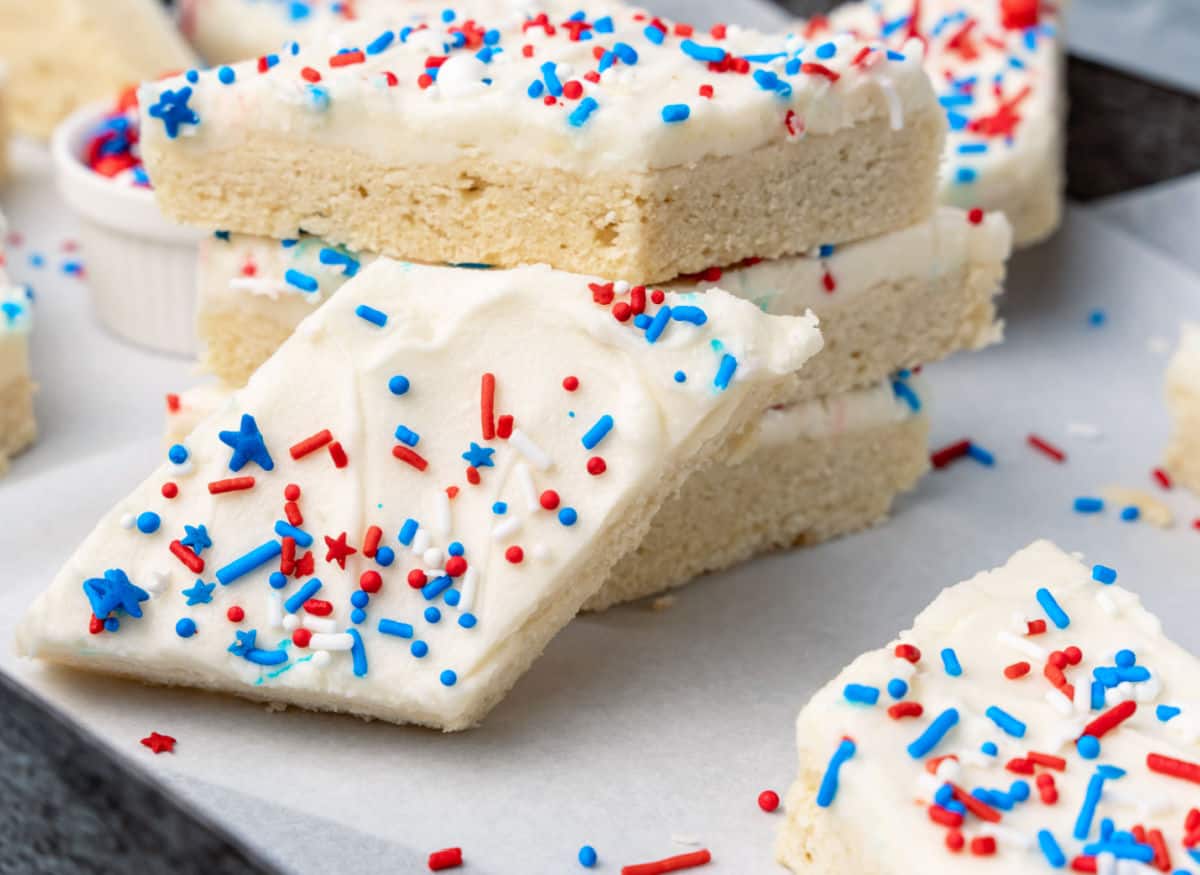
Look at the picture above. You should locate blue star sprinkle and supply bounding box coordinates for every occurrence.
[82,569,149,620]
[219,414,275,472]
[181,524,212,556]
[147,87,200,139]
[461,442,495,469]
[228,629,258,658]
[182,579,216,606]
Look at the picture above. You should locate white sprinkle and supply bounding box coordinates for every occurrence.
[876,76,904,130]
[516,462,539,512]
[169,460,194,477]
[1135,674,1160,702]
[308,632,354,651]
[670,835,702,847]
[980,824,1034,851]
[1044,688,1074,716]
[531,543,550,562]
[119,513,136,530]
[459,567,478,612]
[1074,679,1091,714]
[1096,852,1117,875]
[1095,590,1119,616]
[509,428,553,470]
[412,528,431,555]
[311,650,332,668]
[302,616,337,634]
[282,613,299,632]
[268,591,284,629]
[492,515,522,541]
[613,280,630,295]
[915,772,940,801]
[1068,422,1102,440]
[422,546,444,568]
[935,758,961,782]
[891,657,918,680]
[143,571,169,594]
[434,491,452,537]
[999,630,1048,660]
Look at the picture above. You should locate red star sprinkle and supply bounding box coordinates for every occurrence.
[140,732,176,754]
[323,532,357,569]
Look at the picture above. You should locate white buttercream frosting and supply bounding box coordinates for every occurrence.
[19,260,821,728]
[143,3,937,174]
[787,540,1200,873]
[0,212,33,382]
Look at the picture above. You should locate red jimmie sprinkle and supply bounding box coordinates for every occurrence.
[328,441,348,468]
[1027,434,1066,463]
[209,476,255,494]
[970,836,997,856]
[931,439,971,469]
[496,415,514,439]
[281,537,296,575]
[1027,752,1068,771]
[329,50,365,67]
[427,847,462,871]
[621,849,712,875]
[290,429,333,459]
[1153,467,1172,489]
[800,62,840,81]
[361,525,382,558]
[1036,772,1059,804]
[1027,619,1048,635]
[1070,855,1098,872]
[1146,753,1200,785]
[1081,701,1136,740]
[481,372,496,440]
[393,445,429,471]
[1006,758,1035,774]
[300,66,321,83]
[303,598,333,616]
[894,643,922,663]
[1004,661,1031,679]
[170,540,205,573]
[888,701,924,720]
[166,393,181,413]
[929,805,963,828]
[951,785,1002,823]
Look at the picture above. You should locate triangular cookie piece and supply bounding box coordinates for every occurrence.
[18,260,821,730]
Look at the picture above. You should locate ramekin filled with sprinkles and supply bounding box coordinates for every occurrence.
[51,86,203,356]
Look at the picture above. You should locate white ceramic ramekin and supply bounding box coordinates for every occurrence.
[51,100,204,357]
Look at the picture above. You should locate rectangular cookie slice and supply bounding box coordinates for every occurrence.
[815,0,1065,247]
[778,540,1200,873]
[139,7,945,283]
[1165,324,1200,494]
[165,373,931,611]
[0,214,36,474]
[196,207,1010,396]
[18,260,821,730]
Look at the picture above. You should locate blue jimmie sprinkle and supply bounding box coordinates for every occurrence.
[843,684,879,705]
[216,540,282,585]
[1074,496,1104,513]
[907,708,959,759]
[816,738,856,807]
[569,97,599,127]
[366,31,394,55]
[274,520,313,547]
[661,103,691,123]
[985,706,1026,738]
[1120,505,1140,521]
[348,629,368,677]
[941,648,963,677]
[422,575,453,601]
[645,306,672,343]
[378,619,414,639]
[284,578,323,614]
[679,39,726,63]
[398,518,418,545]
[714,354,737,391]
[1036,587,1071,629]
[581,414,614,450]
[355,304,388,327]
[815,41,837,59]
[671,305,707,325]
[643,24,664,44]
[1092,564,1117,585]
[967,443,995,466]
[892,379,921,413]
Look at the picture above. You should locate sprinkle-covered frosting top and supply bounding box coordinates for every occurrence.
[144,3,936,173]
[18,260,821,728]
[818,0,1061,207]
[792,540,1200,873]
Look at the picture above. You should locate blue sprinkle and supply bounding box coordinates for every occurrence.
[955,167,978,184]
[442,589,460,607]
[661,104,691,123]
[671,305,707,325]
[568,97,599,127]
[1120,505,1140,521]
[1077,735,1101,760]
[366,31,394,55]
[284,578,322,614]
[1010,780,1030,801]
[422,576,453,601]
[168,444,189,464]
[958,142,989,154]
[425,606,441,624]
[1156,704,1181,722]
[818,244,835,258]
[1036,587,1071,629]
[907,708,959,759]
[347,628,367,677]
[843,684,880,705]
[558,507,578,527]
[679,39,725,63]
[1074,496,1104,513]
[175,618,197,638]
[274,521,313,548]
[892,379,921,413]
[1037,830,1067,868]
[105,617,120,632]
[411,640,429,658]
[643,24,665,44]
[594,16,614,34]
[941,648,963,677]
[378,619,413,638]
[355,304,387,327]
[967,443,995,466]
[136,512,161,534]
[1092,565,1117,585]
[815,41,837,59]
[581,414,614,450]
[578,845,598,868]
[398,519,418,545]
[985,705,1026,738]
[674,370,687,383]
[448,542,464,557]
[527,80,545,99]
[981,741,998,756]
[540,61,563,96]
[612,41,637,64]
[394,424,420,446]
[269,572,288,590]
[375,546,394,567]
[350,590,369,609]
[216,540,282,586]
[645,306,672,343]
[492,501,507,515]
[459,613,477,629]
[1091,681,1107,710]
[350,608,366,624]
[217,66,236,84]
[816,738,856,807]
[318,248,360,277]
[714,354,737,391]
[1088,308,1107,327]
[388,374,411,395]
[284,269,319,292]
[1114,649,1136,668]
[887,678,908,700]
[440,669,457,687]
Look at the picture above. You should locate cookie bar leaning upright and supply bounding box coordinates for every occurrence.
[18,261,822,730]
[0,213,36,474]
[1164,323,1200,494]
[138,10,945,283]
[778,540,1200,873]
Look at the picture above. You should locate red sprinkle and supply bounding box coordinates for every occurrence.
[1004,661,1031,679]
[1027,434,1066,463]
[621,849,711,875]
[285,501,303,526]
[562,376,580,392]
[161,482,179,499]
[303,598,333,616]
[1037,772,1059,804]
[800,62,840,81]
[496,415,514,439]
[291,429,333,460]
[329,50,365,67]
[428,847,463,871]
[699,84,714,98]
[757,790,779,812]
[393,445,429,471]
[284,483,301,501]
[226,606,245,623]
[328,441,348,468]
[894,643,922,663]
[359,570,382,593]
[539,490,560,510]
[1153,467,1172,489]
[929,805,963,828]
[504,546,524,564]
[1027,619,1047,635]
[292,628,312,648]
[967,207,985,225]
[166,393,181,413]
[445,556,467,578]
[946,831,965,852]
[931,439,971,469]
[587,457,607,476]
[209,476,255,494]
[300,66,321,83]
[481,373,496,441]
[361,525,382,558]
[1146,753,1200,785]
[888,701,924,720]
[170,540,205,573]
[970,836,997,856]
[1028,752,1068,771]
[408,569,428,589]
[1081,701,1136,740]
